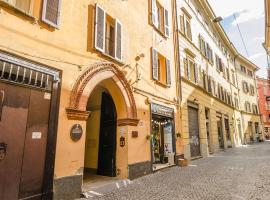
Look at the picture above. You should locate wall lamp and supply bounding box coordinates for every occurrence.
[213,16,223,23]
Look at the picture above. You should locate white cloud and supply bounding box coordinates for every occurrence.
[208,0,268,78]
[253,36,264,41]
[208,0,264,24]
[232,9,264,26]
[249,52,264,60]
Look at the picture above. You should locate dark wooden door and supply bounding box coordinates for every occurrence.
[0,82,30,200]
[188,106,201,157]
[0,82,51,200]
[19,90,51,199]
[217,117,224,149]
[97,92,117,177]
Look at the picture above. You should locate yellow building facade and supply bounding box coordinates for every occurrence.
[0,0,263,199]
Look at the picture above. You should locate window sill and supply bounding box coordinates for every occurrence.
[155,80,170,88]
[95,49,124,66]
[0,1,36,21]
[152,24,168,40]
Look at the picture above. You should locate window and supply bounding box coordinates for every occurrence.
[247,70,253,77]
[94,4,122,61]
[231,70,236,85]
[198,35,213,64]
[2,0,61,27]
[265,127,268,132]
[250,85,255,96]
[184,57,198,83]
[215,54,224,72]
[242,81,249,93]
[265,102,270,110]
[226,68,230,81]
[245,102,251,112]
[234,95,239,109]
[151,0,170,37]
[240,65,246,73]
[180,8,192,40]
[3,0,33,13]
[152,48,171,86]
[252,104,258,114]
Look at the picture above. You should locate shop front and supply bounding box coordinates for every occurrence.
[151,103,176,171]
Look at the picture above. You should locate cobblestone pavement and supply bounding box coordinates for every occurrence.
[92,142,270,200]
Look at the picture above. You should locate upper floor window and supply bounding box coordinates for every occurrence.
[252,104,258,114]
[179,8,192,41]
[231,70,236,85]
[215,54,224,72]
[184,57,198,84]
[1,0,61,28]
[245,101,251,113]
[240,65,246,73]
[242,81,249,94]
[250,85,255,96]
[151,0,170,37]
[247,70,253,77]
[198,35,213,64]
[234,94,239,109]
[94,4,122,61]
[152,48,171,86]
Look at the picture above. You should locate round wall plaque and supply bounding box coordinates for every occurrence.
[70,124,83,142]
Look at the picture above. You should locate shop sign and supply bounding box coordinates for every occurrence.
[151,103,174,118]
[70,124,83,142]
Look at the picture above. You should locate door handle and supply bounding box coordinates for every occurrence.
[0,90,4,121]
[0,142,7,161]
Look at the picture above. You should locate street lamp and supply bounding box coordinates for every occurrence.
[213,16,223,23]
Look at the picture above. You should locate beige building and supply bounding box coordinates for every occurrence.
[176,0,262,159]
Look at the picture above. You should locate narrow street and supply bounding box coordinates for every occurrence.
[92,142,270,200]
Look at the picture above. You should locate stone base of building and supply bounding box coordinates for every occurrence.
[53,175,82,200]
[128,161,152,180]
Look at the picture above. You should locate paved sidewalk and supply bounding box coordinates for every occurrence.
[89,142,270,200]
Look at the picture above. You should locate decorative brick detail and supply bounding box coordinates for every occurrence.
[66,108,91,121]
[67,62,138,123]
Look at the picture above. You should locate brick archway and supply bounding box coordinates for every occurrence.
[66,62,139,126]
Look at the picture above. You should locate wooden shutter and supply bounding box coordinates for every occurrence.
[94,4,106,52]
[151,0,158,28]
[164,9,170,37]
[42,0,61,28]
[152,48,159,80]
[194,63,198,83]
[180,15,185,33]
[115,19,122,60]
[184,58,189,79]
[186,59,190,80]
[166,58,171,86]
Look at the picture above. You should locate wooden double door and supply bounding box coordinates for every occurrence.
[0,82,51,200]
[188,106,201,158]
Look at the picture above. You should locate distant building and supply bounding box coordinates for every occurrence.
[257,77,270,139]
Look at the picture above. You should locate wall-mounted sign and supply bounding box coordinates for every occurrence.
[151,103,174,118]
[70,124,83,142]
[32,132,42,139]
[120,136,125,147]
[266,96,270,101]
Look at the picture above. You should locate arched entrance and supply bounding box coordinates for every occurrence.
[65,62,139,192]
